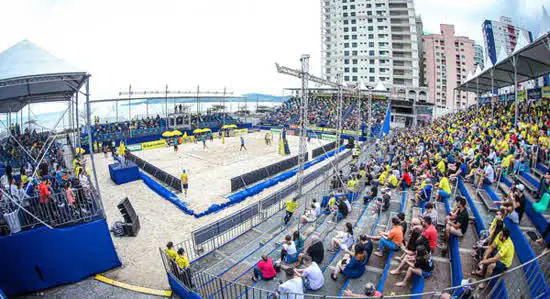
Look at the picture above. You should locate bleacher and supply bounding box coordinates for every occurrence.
[161,95,550,298]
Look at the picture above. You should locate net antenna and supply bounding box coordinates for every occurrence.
[275,56,357,199]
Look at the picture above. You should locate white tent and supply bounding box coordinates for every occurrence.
[374,80,387,92]
[0,40,87,113]
[483,50,493,71]
[473,65,482,78]
[465,71,474,82]
[357,79,368,91]
[497,45,509,63]
[513,33,530,54]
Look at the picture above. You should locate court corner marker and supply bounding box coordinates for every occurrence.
[94,274,172,297]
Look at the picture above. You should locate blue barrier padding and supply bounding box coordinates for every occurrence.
[0,288,5,299]
[0,219,121,296]
[520,171,540,189]
[442,197,463,288]
[138,171,194,216]
[194,145,347,218]
[410,275,424,299]
[461,181,508,298]
[458,180,486,235]
[108,161,140,185]
[537,163,548,173]
[486,186,548,298]
[167,272,201,299]
[502,175,549,236]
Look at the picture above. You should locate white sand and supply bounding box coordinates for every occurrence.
[89,131,335,289]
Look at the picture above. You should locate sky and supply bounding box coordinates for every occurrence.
[0,0,548,111]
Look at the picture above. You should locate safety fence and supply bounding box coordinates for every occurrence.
[124,151,182,192]
[312,141,337,159]
[230,153,308,192]
[161,233,550,299]
[0,186,103,236]
[170,149,352,263]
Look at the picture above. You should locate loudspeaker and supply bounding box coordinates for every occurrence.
[117,197,140,237]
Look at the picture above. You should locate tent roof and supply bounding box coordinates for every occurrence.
[457,32,550,93]
[0,40,87,113]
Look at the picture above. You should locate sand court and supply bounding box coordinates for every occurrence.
[134,131,329,212]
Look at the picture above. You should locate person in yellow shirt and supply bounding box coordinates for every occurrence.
[175,248,189,269]
[387,173,398,188]
[284,198,299,225]
[180,169,189,197]
[378,171,387,186]
[437,159,446,175]
[477,228,514,289]
[435,173,451,201]
[175,248,193,288]
[165,241,177,260]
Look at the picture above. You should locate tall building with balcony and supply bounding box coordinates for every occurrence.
[422,24,476,109]
[321,0,421,89]
[474,42,484,69]
[482,16,533,65]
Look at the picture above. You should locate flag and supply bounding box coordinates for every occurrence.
[379,101,391,138]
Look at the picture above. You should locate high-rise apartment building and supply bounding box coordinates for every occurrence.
[474,42,484,69]
[482,16,533,65]
[422,24,476,109]
[321,0,421,89]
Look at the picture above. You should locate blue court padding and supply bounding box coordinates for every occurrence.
[0,219,121,296]
[537,163,548,173]
[194,145,347,218]
[167,273,201,299]
[108,161,140,185]
[138,171,194,216]
[485,186,548,298]
[459,180,508,298]
[502,175,549,235]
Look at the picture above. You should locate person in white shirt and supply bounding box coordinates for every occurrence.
[328,222,354,252]
[478,159,495,188]
[278,268,304,299]
[294,256,324,291]
[281,235,298,263]
[300,200,321,224]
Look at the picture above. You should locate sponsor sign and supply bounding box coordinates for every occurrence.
[542,86,550,99]
[142,139,166,150]
[127,144,142,152]
[234,128,248,136]
[517,90,527,101]
[270,128,282,135]
[321,134,337,141]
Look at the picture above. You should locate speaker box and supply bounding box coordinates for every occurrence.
[117,197,140,237]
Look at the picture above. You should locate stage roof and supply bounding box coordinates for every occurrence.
[0,40,87,113]
[456,32,550,93]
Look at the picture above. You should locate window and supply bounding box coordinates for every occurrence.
[351,27,357,32]
[344,27,349,32]
[343,13,348,17]
[369,42,374,47]
[352,50,358,55]
[369,68,375,73]
[344,59,350,64]
[352,76,358,81]
[344,43,349,47]
[344,76,350,81]
[368,34,374,39]
[352,42,358,47]
[369,59,374,64]
[344,20,349,25]
[368,26,373,31]
[352,67,358,72]
[350,12,356,16]
[343,5,347,9]
[369,76,375,82]
[350,4,355,9]
[344,67,350,72]
[369,50,375,55]
[351,34,357,39]
[351,19,356,24]
[352,59,358,64]
[344,51,350,56]
[344,35,349,40]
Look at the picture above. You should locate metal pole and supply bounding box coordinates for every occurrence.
[128,84,132,121]
[116,99,119,123]
[476,78,479,110]
[76,91,80,149]
[27,103,31,132]
[296,55,310,200]
[335,73,343,166]
[85,77,104,207]
[490,69,494,126]
[146,99,149,118]
[196,85,200,128]
[368,92,372,141]
[513,55,518,126]
[165,84,169,128]
[223,87,227,127]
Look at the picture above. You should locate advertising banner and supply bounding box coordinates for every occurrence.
[126,144,142,152]
[542,86,550,99]
[234,129,248,136]
[142,139,166,151]
[321,134,337,141]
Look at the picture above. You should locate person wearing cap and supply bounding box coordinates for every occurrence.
[180,169,188,197]
[277,267,304,299]
[342,282,382,297]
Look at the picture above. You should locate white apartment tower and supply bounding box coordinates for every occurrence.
[321,0,421,89]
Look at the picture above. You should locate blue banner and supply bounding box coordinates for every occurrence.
[379,101,391,138]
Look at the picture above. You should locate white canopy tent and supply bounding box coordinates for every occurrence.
[456,31,550,124]
[0,40,88,113]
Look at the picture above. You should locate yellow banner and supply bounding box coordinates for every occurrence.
[142,139,166,151]
[308,126,360,136]
[234,128,248,136]
[542,86,550,99]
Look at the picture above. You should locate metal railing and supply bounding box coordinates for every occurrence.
[172,150,353,262]
[0,186,103,235]
[162,239,550,299]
